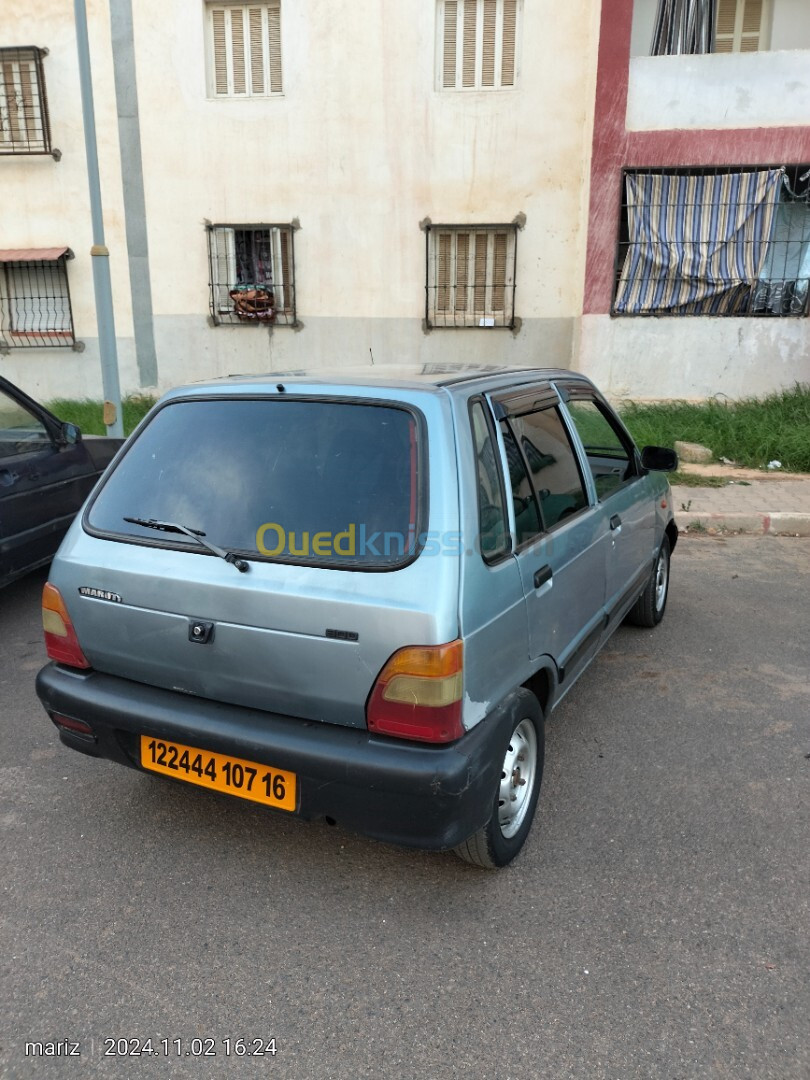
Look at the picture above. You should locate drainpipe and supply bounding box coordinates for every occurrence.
[74,0,124,438]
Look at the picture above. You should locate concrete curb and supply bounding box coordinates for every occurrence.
[679,513,810,537]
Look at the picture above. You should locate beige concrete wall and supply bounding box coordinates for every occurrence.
[0,0,139,400]
[128,0,597,389]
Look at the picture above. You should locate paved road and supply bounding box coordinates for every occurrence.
[2,537,808,1079]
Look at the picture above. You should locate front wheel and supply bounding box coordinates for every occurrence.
[627,535,671,628]
[454,689,545,869]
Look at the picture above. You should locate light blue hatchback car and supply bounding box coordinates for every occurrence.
[36,364,678,868]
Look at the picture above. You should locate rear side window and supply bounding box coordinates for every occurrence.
[86,398,423,568]
[470,401,509,560]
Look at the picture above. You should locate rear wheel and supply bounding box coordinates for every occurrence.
[454,689,544,869]
[627,535,671,628]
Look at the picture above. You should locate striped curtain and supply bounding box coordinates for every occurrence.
[651,0,716,55]
[614,170,783,315]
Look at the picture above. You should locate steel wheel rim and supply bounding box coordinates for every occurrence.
[655,547,669,612]
[498,719,538,839]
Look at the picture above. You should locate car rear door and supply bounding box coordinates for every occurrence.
[488,385,609,685]
[0,383,97,582]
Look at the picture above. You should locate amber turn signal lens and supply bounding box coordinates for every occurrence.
[366,640,464,743]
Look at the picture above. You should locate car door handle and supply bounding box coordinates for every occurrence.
[610,514,622,530]
[534,565,552,589]
[0,468,20,487]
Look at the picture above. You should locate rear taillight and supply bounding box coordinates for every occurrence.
[42,583,91,669]
[366,640,464,743]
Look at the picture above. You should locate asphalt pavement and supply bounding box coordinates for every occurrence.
[2,537,809,1079]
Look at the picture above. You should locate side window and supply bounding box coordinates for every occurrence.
[565,398,635,501]
[470,401,509,560]
[500,406,588,539]
[0,389,51,458]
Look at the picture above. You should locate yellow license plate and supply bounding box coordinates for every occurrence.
[140,736,296,812]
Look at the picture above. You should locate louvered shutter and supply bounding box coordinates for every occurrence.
[740,0,764,51]
[501,0,517,86]
[481,0,496,87]
[455,233,469,311]
[437,233,452,311]
[714,0,767,53]
[267,2,283,93]
[462,1,477,87]
[492,232,507,312]
[473,234,488,312]
[249,7,265,93]
[442,1,458,88]
[209,4,282,96]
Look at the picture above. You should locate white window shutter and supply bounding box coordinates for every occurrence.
[501,0,517,86]
[268,2,283,93]
[442,1,458,88]
[208,3,281,96]
[714,0,768,53]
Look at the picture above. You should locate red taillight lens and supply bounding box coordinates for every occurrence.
[42,583,91,669]
[366,640,464,743]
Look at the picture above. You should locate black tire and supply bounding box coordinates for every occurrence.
[627,535,671,628]
[454,689,545,870]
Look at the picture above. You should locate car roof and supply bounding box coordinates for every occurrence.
[173,363,595,397]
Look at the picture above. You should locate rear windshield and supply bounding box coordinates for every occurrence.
[86,397,424,568]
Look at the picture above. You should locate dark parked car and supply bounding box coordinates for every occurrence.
[0,376,123,588]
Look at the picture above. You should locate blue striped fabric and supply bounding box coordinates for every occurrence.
[615,169,783,315]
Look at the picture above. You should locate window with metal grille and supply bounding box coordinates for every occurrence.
[715,0,771,52]
[425,224,518,328]
[206,3,282,97]
[437,0,520,90]
[0,249,76,349]
[0,47,55,156]
[613,166,810,317]
[207,224,296,325]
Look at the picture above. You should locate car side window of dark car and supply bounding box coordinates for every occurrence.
[0,389,52,459]
[564,397,637,501]
[470,400,510,562]
[499,405,589,542]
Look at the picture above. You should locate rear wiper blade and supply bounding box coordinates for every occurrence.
[123,517,250,573]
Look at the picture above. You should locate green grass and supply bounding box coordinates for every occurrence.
[620,384,810,473]
[46,395,157,437]
[668,472,730,488]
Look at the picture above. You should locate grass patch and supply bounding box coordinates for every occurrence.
[46,395,157,437]
[668,472,729,488]
[620,383,810,473]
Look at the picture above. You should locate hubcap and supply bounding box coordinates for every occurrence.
[498,719,538,839]
[655,547,669,612]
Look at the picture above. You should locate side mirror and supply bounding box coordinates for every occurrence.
[640,445,678,472]
[59,422,81,446]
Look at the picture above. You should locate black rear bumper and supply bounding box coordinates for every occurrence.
[35,663,513,852]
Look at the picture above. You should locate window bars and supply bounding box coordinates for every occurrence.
[425,224,518,329]
[207,225,296,326]
[0,47,58,158]
[0,250,76,349]
[613,166,810,317]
